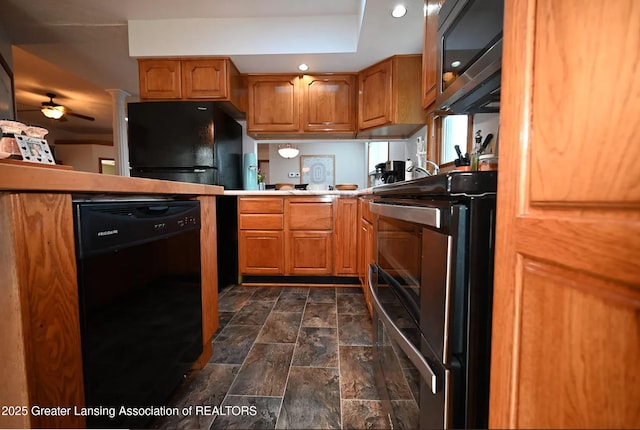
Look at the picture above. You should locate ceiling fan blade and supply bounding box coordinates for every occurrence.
[65,111,95,121]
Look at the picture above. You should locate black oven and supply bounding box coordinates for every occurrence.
[436,0,504,114]
[369,172,496,429]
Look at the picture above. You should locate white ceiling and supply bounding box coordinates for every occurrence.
[0,0,424,140]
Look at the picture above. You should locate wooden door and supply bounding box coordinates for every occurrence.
[138,59,182,99]
[247,75,300,132]
[422,0,442,110]
[302,74,357,132]
[181,58,228,99]
[358,59,393,129]
[334,197,358,275]
[490,0,640,428]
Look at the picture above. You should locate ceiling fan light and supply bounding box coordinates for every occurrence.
[41,106,64,119]
[278,144,300,159]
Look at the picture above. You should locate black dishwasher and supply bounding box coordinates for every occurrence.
[73,198,203,428]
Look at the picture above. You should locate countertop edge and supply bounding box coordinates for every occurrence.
[0,164,224,195]
[224,188,373,196]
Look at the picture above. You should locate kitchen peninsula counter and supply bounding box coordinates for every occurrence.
[0,162,221,429]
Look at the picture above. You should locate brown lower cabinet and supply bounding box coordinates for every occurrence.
[238,196,358,277]
[358,196,375,315]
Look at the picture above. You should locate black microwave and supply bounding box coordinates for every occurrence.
[436,0,504,114]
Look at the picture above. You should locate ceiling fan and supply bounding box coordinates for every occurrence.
[38,93,95,122]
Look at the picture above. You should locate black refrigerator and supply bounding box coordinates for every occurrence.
[127,101,243,189]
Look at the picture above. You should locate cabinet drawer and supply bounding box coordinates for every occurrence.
[287,201,333,230]
[360,197,373,223]
[239,213,283,230]
[239,197,284,214]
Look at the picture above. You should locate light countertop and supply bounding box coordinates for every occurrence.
[223,188,373,197]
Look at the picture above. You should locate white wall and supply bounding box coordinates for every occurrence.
[265,141,368,189]
[54,144,115,173]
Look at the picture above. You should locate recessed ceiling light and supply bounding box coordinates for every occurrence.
[298,63,309,72]
[451,60,461,68]
[391,5,407,18]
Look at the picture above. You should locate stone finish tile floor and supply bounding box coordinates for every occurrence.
[150,285,394,430]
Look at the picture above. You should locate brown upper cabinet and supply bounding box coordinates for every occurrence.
[357,54,425,139]
[422,0,444,110]
[301,74,357,133]
[247,75,300,133]
[246,74,358,138]
[138,57,246,113]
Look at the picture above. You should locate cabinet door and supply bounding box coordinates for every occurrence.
[138,59,182,99]
[358,59,393,129]
[302,74,357,132]
[422,0,442,110]
[334,198,358,275]
[490,0,640,428]
[361,219,374,316]
[181,59,228,99]
[247,75,300,132]
[287,231,333,275]
[239,230,284,275]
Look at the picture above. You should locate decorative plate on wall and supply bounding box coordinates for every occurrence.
[300,155,335,187]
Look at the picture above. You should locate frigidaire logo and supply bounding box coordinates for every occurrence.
[97,229,119,237]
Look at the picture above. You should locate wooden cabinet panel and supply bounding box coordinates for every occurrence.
[239,197,283,214]
[358,55,425,138]
[360,218,374,316]
[490,0,640,428]
[335,197,358,275]
[359,59,393,129]
[302,74,357,132]
[247,75,300,132]
[515,260,640,428]
[197,195,218,364]
[138,59,182,99]
[422,0,442,110]
[239,230,284,275]
[239,213,283,230]
[181,58,228,99]
[287,199,333,230]
[287,231,333,275]
[0,193,85,429]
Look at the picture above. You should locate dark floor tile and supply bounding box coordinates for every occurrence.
[339,346,379,400]
[307,287,336,304]
[337,294,369,315]
[292,327,338,368]
[280,287,310,297]
[228,301,274,326]
[276,367,341,429]
[302,303,337,328]
[218,290,254,312]
[336,287,364,295]
[390,400,420,429]
[150,364,240,430]
[213,312,236,339]
[212,395,282,430]
[273,295,307,313]
[257,312,302,343]
[228,343,295,397]
[338,314,374,346]
[248,287,283,302]
[403,368,420,404]
[341,400,389,429]
[210,325,261,364]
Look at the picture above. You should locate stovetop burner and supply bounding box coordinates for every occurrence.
[373,171,497,197]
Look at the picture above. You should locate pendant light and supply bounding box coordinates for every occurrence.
[278,144,300,159]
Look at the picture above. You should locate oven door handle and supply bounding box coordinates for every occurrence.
[369,264,439,394]
[370,201,441,228]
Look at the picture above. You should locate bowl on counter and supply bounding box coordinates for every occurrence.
[275,183,294,190]
[335,184,358,191]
